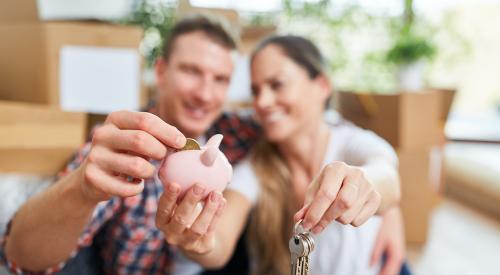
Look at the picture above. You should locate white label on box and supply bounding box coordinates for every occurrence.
[37,0,133,21]
[60,46,140,114]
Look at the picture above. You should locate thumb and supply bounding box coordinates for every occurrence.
[293,204,309,223]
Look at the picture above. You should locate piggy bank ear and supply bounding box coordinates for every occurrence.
[205,134,223,148]
[201,147,218,166]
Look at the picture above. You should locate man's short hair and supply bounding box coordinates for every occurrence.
[162,13,238,60]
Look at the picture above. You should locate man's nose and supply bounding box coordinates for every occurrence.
[194,77,215,103]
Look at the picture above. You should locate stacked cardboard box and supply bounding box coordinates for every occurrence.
[0,1,144,175]
[0,0,145,111]
[337,90,454,244]
[0,101,86,175]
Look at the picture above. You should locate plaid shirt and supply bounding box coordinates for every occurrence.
[0,112,260,275]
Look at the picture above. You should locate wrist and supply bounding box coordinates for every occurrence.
[67,167,102,210]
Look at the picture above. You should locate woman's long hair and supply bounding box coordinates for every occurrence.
[248,35,327,275]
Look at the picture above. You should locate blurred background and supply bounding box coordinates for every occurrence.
[0,1,499,274]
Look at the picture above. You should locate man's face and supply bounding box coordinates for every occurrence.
[155,31,234,138]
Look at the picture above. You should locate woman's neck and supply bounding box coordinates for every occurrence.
[278,121,330,181]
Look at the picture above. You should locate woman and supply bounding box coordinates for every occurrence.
[245,35,400,274]
[163,35,401,275]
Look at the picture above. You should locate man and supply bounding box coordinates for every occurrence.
[0,14,405,275]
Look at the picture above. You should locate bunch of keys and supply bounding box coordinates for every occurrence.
[289,220,315,275]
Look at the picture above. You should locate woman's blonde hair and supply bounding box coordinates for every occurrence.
[248,35,326,274]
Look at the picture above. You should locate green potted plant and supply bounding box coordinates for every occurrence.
[386,0,436,91]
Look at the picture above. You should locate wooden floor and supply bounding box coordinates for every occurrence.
[407,198,500,275]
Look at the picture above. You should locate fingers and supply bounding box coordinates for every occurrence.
[370,228,386,267]
[156,183,181,227]
[93,126,167,160]
[335,181,371,226]
[88,146,156,179]
[105,111,186,149]
[83,163,144,198]
[207,198,226,234]
[379,246,403,275]
[352,192,381,227]
[184,192,223,243]
[302,163,346,230]
[168,184,205,234]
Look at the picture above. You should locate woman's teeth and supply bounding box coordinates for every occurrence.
[264,112,285,123]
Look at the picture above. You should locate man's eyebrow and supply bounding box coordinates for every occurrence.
[178,61,200,70]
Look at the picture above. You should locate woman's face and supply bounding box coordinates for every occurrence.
[250,45,330,143]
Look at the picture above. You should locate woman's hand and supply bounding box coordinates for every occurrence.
[155,183,226,255]
[295,161,381,234]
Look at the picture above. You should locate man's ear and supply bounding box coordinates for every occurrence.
[154,57,167,86]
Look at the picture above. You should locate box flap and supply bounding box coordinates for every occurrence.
[0,0,40,23]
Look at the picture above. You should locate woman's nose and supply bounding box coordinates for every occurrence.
[255,88,274,109]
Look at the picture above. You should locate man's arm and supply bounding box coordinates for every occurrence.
[4,111,186,271]
[371,207,406,275]
[5,168,99,270]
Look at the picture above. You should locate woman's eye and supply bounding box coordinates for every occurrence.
[251,86,259,97]
[270,81,282,91]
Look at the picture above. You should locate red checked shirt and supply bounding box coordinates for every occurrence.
[0,112,260,275]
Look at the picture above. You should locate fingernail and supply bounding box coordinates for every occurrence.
[210,192,221,202]
[168,183,179,193]
[302,222,312,230]
[176,135,185,147]
[193,184,204,195]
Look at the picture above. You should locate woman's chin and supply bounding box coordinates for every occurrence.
[263,130,288,143]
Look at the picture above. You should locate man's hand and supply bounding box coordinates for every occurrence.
[371,207,405,275]
[78,111,186,203]
[155,183,226,255]
[294,161,381,234]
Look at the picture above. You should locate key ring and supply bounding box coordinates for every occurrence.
[294,219,309,235]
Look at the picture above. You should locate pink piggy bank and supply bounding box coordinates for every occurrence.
[157,134,232,198]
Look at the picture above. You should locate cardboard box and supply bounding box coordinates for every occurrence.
[240,26,277,54]
[177,0,240,27]
[0,22,146,113]
[0,101,86,175]
[398,148,441,244]
[336,90,442,150]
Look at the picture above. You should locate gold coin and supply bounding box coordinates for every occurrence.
[180,138,201,151]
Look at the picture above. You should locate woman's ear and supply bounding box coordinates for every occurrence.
[315,74,333,101]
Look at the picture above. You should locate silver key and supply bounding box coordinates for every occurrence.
[289,221,315,275]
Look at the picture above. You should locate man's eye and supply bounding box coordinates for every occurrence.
[215,76,229,85]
